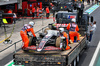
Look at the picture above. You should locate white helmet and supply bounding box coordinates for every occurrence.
[72,18,76,23]
[59,28,64,33]
[29,21,34,27]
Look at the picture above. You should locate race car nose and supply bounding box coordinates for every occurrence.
[37,48,42,52]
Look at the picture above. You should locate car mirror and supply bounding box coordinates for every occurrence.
[91,16,93,23]
[56,14,57,19]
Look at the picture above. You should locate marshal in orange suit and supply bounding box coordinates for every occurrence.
[67,18,80,43]
[20,21,36,49]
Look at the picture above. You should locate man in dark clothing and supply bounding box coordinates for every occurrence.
[87,0,90,4]
[24,8,28,17]
[92,0,94,4]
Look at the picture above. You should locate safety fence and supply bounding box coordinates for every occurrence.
[0,26,48,53]
[4,13,53,19]
[4,16,54,19]
[17,16,54,19]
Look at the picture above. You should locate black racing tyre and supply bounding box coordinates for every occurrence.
[29,36,36,46]
[56,37,61,47]
[29,36,32,46]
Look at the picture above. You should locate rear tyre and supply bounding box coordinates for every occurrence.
[68,57,78,66]
[29,36,36,46]
[69,64,72,66]
[71,58,77,66]
[56,37,61,47]
[29,36,32,46]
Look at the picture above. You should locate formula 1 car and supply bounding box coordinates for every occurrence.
[24,30,67,52]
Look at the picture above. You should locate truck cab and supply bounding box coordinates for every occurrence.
[54,10,89,36]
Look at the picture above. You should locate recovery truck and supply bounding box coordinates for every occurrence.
[13,3,92,66]
[13,27,88,66]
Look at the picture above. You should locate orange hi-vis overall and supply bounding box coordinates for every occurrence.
[62,32,70,50]
[32,7,35,13]
[46,7,50,19]
[20,24,36,48]
[8,10,12,13]
[46,7,50,13]
[67,23,80,43]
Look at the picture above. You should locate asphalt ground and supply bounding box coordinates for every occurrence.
[78,6,100,66]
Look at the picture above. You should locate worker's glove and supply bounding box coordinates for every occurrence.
[61,36,66,40]
[27,34,29,37]
[34,37,39,44]
[34,37,37,41]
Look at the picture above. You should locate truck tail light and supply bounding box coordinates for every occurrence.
[57,62,61,64]
[25,61,28,63]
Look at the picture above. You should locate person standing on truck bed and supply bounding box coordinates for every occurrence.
[89,21,96,42]
[59,28,70,50]
[20,21,37,49]
[67,18,80,43]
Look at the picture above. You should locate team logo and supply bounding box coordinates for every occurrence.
[68,15,76,19]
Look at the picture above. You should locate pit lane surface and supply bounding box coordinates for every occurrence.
[78,5,100,66]
[0,4,100,66]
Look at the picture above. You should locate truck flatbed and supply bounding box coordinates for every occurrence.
[14,36,86,66]
[15,36,84,55]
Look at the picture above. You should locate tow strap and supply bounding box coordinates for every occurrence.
[0,19,16,44]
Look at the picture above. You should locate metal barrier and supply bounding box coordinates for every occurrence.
[0,26,48,53]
